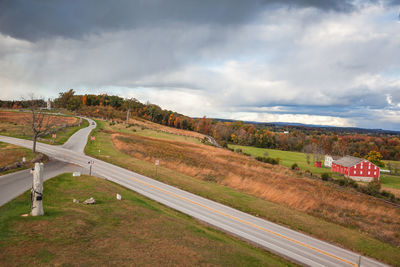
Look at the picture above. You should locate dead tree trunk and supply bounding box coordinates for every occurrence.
[30,162,44,216]
[126,109,130,124]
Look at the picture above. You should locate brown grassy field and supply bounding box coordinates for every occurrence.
[0,142,36,168]
[0,111,77,126]
[0,111,81,144]
[128,117,206,139]
[111,132,400,247]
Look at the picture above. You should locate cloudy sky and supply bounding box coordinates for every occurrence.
[1,0,400,130]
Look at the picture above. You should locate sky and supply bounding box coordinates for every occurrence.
[0,0,400,130]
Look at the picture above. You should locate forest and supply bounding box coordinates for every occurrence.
[2,90,400,160]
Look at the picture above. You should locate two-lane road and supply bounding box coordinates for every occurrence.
[0,119,388,267]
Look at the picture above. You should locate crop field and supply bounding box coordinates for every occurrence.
[0,110,86,145]
[85,119,400,265]
[0,173,294,266]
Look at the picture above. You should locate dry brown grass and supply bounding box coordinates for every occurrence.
[112,132,400,247]
[0,143,28,167]
[0,111,77,126]
[0,111,79,139]
[129,117,206,139]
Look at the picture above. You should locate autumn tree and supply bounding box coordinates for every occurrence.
[54,89,75,108]
[365,150,385,168]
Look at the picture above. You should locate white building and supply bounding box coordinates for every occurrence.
[47,98,51,110]
[324,155,341,167]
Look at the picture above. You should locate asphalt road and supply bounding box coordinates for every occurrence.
[0,119,388,267]
[0,160,85,206]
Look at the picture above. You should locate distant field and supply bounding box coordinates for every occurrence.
[228,144,332,175]
[0,110,87,145]
[0,173,293,266]
[381,174,400,189]
[84,119,400,265]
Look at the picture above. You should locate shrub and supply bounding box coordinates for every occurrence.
[221,141,228,148]
[365,180,381,196]
[338,179,345,186]
[243,153,251,156]
[235,148,243,153]
[321,172,330,181]
[255,156,279,165]
[291,163,298,170]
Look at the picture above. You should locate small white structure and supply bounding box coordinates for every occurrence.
[30,162,44,216]
[324,155,340,167]
[47,98,51,110]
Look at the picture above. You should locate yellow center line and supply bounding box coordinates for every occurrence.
[130,176,357,267]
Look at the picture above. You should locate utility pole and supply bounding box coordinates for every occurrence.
[30,162,44,216]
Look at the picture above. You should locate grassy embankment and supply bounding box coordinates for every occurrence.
[85,119,400,266]
[0,173,294,266]
[0,142,39,175]
[0,110,88,145]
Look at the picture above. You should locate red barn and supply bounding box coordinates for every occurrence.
[331,156,380,182]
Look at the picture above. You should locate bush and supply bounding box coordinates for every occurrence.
[243,153,251,156]
[255,156,279,165]
[338,179,345,186]
[221,141,228,148]
[362,180,381,196]
[235,148,243,153]
[321,172,330,181]
[291,163,298,170]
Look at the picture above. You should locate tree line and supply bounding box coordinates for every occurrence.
[2,89,399,161]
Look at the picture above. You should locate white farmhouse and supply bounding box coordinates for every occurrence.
[324,155,340,167]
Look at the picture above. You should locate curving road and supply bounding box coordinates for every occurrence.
[0,119,388,267]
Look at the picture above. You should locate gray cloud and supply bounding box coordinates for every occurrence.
[0,0,388,42]
[0,1,400,130]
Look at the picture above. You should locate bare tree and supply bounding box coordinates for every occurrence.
[124,98,137,124]
[23,94,56,153]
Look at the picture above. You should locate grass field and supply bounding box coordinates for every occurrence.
[84,119,400,266]
[0,142,38,175]
[229,144,400,193]
[228,144,331,175]
[0,110,87,145]
[0,173,295,266]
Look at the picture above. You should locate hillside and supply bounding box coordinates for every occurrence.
[85,118,400,265]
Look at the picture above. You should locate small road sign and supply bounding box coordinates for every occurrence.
[91,136,95,141]
[52,133,56,138]
[155,160,159,166]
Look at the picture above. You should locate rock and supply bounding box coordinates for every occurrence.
[83,197,96,205]
[73,198,79,203]
[116,193,122,200]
